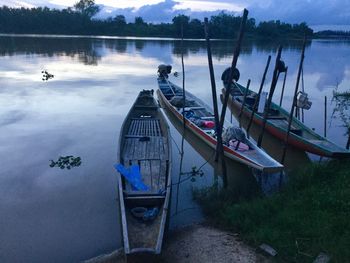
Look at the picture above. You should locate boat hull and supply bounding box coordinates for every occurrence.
[117,90,172,256]
[223,86,350,158]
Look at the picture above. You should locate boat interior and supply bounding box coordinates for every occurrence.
[229,85,305,137]
[120,90,170,252]
[158,80,217,136]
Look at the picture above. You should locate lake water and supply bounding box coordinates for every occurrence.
[0,35,349,262]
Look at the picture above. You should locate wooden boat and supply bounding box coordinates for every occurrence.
[116,90,171,256]
[222,84,350,158]
[156,75,283,173]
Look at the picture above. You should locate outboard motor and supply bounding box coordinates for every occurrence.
[221,67,240,85]
[296,91,312,110]
[158,64,172,78]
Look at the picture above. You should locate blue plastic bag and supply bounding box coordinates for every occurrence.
[114,164,149,191]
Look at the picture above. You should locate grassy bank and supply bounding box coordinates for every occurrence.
[195,160,350,262]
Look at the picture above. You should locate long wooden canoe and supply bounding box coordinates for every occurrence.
[157,76,284,173]
[116,90,171,256]
[222,84,350,158]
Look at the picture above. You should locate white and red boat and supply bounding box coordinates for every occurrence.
[156,68,284,173]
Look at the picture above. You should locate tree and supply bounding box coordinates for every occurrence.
[135,16,145,25]
[74,0,100,19]
[172,15,190,37]
[113,15,126,34]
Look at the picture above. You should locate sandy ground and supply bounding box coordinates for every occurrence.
[84,223,270,263]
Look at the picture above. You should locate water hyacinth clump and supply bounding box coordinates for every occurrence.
[49,156,82,169]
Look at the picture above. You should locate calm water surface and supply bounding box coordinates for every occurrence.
[0,35,349,262]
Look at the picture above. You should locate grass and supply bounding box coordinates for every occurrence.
[194,160,350,262]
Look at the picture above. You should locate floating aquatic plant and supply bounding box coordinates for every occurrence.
[49,156,81,169]
[332,87,350,148]
[180,166,204,182]
[42,70,54,81]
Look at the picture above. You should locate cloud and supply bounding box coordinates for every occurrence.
[96,0,350,26]
[173,0,244,12]
[96,0,237,23]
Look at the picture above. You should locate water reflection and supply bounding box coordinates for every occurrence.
[0,35,313,64]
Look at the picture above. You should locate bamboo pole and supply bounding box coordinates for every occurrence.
[301,66,305,123]
[324,96,327,137]
[246,55,271,138]
[217,8,248,146]
[257,46,283,148]
[281,37,307,164]
[279,67,288,107]
[204,18,225,171]
[216,8,248,188]
[238,79,251,128]
[176,22,186,214]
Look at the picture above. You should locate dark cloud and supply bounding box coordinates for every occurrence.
[248,0,350,25]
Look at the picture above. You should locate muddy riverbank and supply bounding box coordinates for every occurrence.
[85,223,270,263]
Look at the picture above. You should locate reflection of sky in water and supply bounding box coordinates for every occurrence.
[0,36,349,262]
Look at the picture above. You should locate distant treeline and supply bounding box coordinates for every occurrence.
[314,30,350,38]
[0,4,314,39]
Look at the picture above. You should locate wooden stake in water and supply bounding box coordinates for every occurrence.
[257,46,283,148]
[204,17,224,172]
[217,9,249,188]
[218,9,249,138]
[238,79,251,128]
[176,22,186,215]
[281,37,307,164]
[246,55,271,138]
[324,96,327,137]
[279,67,288,107]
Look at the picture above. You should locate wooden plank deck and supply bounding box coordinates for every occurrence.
[122,118,168,192]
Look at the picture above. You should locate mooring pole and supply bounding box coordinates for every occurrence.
[218,8,248,138]
[246,55,271,138]
[176,22,186,214]
[204,17,222,163]
[238,79,251,127]
[204,18,227,196]
[216,9,248,188]
[279,67,288,107]
[301,66,305,123]
[281,37,307,164]
[324,96,327,137]
[257,46,284,148]
[346,132,350,150]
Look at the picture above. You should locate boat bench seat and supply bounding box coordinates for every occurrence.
[186,107,205,110]
[124,191,166,206]
[266,116,287,120]
[134,105,159,110]
[200,116,215,120]
[291,129,303,136]
[124,190,166,197]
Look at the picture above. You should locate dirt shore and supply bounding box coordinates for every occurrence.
[85,223,270,263]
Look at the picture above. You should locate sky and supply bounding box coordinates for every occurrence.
[1,0,349,29]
